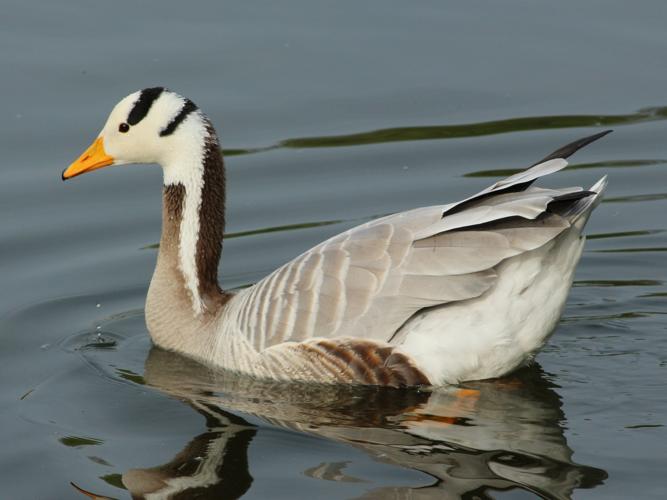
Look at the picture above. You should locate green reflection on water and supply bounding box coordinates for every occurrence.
[59,436,103,447]
[225,219,344,239]
[141,219,343,250]
[465,159,667,178]
[100,473,126,490]
[142,216,381,250]
[115,368,145,385]
[593,247,667,253]
[588,229,665,240]
[562,311,653,323]
[574,279,662,287]
[223,105,667,155]
[604,193,667,203]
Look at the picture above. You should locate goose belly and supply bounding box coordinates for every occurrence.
[396,229,585,385]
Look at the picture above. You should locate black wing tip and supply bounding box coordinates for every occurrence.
[584,129,614,145]
[552,190,596,202]
[535,129,613,166]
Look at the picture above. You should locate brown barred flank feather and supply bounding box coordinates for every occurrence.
[301,339,431,387]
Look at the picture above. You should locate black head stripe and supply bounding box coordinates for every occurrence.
[127,87,165,125]
[160,99,198,137]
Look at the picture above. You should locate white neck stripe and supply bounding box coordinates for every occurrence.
[162,113,210,315]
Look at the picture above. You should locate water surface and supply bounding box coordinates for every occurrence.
[1,1,667,498]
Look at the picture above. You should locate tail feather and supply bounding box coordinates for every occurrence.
[531,130,613,166]
[445,130,613,217]
[559,175,608,229]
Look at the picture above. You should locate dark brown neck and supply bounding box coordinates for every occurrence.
[196,126,227,307]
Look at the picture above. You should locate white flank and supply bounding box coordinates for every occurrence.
[397,228,585,384]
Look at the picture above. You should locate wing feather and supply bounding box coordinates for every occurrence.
[229,132,610,349]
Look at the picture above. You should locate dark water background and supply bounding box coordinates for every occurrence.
[2,1,667,498]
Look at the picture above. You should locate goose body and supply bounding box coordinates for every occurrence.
[64,88,610,386]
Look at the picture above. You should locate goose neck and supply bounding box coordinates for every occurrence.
[156,127,227,317]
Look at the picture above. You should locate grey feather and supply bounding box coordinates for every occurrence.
[232,133,609,349]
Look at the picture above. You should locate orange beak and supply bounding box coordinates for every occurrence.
[62,137,115,180]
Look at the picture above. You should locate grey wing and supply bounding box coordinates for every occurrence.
[232,131,610,350]
[231,206,465,349]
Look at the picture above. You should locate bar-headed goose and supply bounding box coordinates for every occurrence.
[63,88,610,386]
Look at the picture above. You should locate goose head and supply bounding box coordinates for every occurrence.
[64,88,227,321]
[63,87,211,184]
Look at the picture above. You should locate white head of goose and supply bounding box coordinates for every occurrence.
[63,87,611,387]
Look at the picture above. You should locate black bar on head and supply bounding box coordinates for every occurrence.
[160,99,198,137]
[127,87,165,125]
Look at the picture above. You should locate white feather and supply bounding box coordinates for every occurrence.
[161,112,209,315]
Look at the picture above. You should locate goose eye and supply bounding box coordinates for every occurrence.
[118,123,130,133]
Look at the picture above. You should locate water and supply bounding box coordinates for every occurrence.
[1,1,666,498]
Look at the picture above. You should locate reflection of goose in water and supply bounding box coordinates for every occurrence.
[121,348,606,499]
